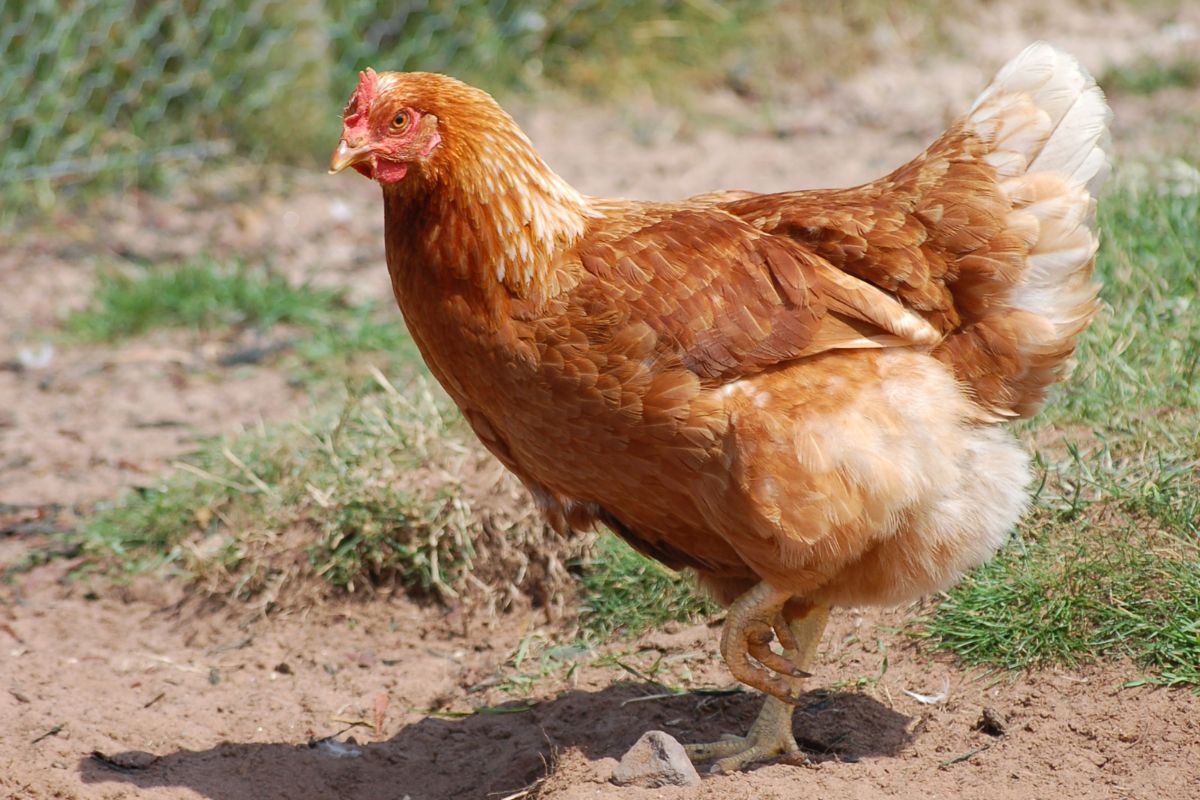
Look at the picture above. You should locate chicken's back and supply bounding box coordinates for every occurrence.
[722,42,1110,420]
[669,43,1110,604]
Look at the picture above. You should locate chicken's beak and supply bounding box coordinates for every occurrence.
[328,140,373,174]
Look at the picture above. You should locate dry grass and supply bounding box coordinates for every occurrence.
[80,368,591,618]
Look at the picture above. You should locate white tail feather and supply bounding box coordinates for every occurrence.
[968,42,1111,349]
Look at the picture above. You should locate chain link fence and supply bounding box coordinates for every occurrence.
[2,1,768,197]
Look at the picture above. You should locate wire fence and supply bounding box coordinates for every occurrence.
[1,0,766,197]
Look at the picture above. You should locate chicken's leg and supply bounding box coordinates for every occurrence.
[686,597,829,773]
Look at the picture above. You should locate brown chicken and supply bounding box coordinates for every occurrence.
[329,42,1109,771]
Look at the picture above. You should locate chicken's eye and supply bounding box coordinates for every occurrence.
[392,111,410,131]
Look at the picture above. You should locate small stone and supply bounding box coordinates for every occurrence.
[612,730,700,788]
[978,706,1008,736]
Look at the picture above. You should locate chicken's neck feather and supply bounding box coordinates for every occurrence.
[383,120,596,303]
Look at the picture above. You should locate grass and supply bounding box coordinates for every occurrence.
[925,181,1200,688]
[64,261,340,341]
[927,525,1200,687]
[1100,56,1200,96]
[575,534,717,640]
[79,369,585,609]
[62,259,420,373]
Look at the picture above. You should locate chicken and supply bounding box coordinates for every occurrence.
[329,42,1110,772]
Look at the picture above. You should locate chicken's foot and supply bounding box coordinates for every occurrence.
[717,582,810,701]
[686,603,829,772]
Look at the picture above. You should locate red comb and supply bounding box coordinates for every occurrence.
[342,68,379,140]
[353,68,379,109]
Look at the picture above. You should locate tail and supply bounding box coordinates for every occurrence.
[934,42,1111,418]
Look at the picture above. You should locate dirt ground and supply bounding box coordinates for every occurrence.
[4,576,1199,800]
[3,5,1200,799]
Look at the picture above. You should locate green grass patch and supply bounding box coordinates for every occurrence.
[63,259,420,373]
[64,261,341,341]
[576,534,717,640]
[1100,56,1200,96]
[1057,184,1200,424]
[927,524,1200,688]
[79,371,582,606]
[926,181,1200,688]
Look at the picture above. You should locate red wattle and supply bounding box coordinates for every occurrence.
[375,160,409,184]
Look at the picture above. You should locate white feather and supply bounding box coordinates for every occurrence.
[966,42,1111,341]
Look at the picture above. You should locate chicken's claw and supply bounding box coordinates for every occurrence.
[772,611,803,659]
[688,604,831,772]
[746,633,811,681]
[719,583,806,702]
[684,695,802,773]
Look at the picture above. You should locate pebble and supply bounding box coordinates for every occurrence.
[978,706,1008,736]
[612,730,700,788]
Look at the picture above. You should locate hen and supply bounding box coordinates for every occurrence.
[330,42,1109,772]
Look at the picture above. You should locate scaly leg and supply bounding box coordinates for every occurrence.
[686,599,830,773]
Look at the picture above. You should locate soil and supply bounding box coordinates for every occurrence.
[4,579,1198,800]
[3,5,1199,799]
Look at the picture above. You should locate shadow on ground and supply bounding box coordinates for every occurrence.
[78,684,913,799]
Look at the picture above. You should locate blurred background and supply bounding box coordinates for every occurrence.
[8,0,1195,204]
[1,4,1198,797]
[3,0,848,202]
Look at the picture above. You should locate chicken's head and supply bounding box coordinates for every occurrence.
[328,68,444,184]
